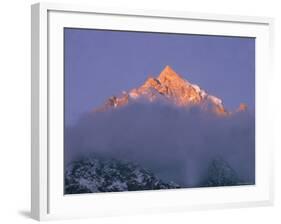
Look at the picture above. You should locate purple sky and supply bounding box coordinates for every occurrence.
[64,28,255,125]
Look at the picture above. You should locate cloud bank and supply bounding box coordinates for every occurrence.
[65,101,255,187]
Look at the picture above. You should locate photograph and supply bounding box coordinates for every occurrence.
[63,28,255,194]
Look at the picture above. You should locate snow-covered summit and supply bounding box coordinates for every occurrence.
[94,66,246,115]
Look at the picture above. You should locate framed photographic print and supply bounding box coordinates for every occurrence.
[31,2,274,221]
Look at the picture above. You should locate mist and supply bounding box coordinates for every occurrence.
[64,101,255,187]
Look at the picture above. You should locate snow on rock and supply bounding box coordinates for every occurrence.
[94,65,232,116]
[65,156,180,194]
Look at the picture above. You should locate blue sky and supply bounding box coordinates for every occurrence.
[64,28,255,125]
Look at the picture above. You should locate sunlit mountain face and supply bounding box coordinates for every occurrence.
[94,66,247,115]
[65,66,254,194]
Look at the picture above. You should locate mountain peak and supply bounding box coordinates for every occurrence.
[237,103,248,112]
[158,65,185,83]
[94,66,231,116]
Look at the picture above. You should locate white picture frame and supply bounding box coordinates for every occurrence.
[31,2,274,221]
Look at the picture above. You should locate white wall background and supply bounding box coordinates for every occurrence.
[0,0,280,223]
